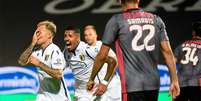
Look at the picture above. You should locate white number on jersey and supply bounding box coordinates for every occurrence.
[181,47,198,66]
[129,24,155,51]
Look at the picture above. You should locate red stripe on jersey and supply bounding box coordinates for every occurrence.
[123,11,154,20]
[115,39,127,101]
[184,40,201,45]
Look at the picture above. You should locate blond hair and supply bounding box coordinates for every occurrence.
[84,25,96,31]
[37,20,56,37]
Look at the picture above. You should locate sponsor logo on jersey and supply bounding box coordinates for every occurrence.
[53,58,62,66]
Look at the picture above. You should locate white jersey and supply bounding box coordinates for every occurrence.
[32,43,71,101]
[85,41,117,81]
[86,41,122,101]
[64,41,93,82]
[64,41,122,101]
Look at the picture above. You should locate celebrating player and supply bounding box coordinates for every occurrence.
[18,20,71,101]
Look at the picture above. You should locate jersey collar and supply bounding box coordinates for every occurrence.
[71,41,85,56]
[41,43,53,56]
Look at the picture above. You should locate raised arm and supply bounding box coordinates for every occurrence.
[18,31,38,65]
[161,41,180,99]
[18,44,35,65]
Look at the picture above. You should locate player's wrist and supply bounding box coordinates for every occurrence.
[30,42,36,47]
[88,79,94,83]
[101,80,109,85]
[35,61,42,68]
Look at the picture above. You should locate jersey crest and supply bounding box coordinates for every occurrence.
[45,54,49,61]
[79,53,85,61]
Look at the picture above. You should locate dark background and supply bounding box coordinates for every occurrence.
[0,0,200,66]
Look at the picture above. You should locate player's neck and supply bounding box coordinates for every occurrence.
[123,3,139,11]
[91,41,97,46]
[41,40,52,49]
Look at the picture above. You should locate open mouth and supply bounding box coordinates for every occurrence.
[66,41,71,47]
[66,43,71,46]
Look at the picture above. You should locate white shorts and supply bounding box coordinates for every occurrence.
[74,88,95,101]
[35,94,48,101]
[75,74,122,101]
[35,93,70,101]
[99,74,122,101]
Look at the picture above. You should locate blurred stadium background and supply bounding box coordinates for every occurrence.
[0,0,200,101]
[0,65,172,101]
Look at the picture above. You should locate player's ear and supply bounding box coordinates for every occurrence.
[48,32,53,39]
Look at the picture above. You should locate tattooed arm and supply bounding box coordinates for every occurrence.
[18,31,38,66]
[29,55,63,80]
[18,44,35,66]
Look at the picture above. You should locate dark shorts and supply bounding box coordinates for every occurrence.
[126,90,159,101]
[174,86,201,101]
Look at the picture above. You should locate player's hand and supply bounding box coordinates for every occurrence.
[93,83,107,96]
[169,81,180,99]
[29,55,41,66]
[86,80,95,91]
[32,30,39,46]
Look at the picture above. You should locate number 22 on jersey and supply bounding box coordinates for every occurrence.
[129,24,155,51]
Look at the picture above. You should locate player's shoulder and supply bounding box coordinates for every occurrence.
[76,41,88,51]
[150,13,164,23]
[113,12,122,16]
[110,13,123,20]
[142,10,161,20]
[79,41,88,48]
[46,43,63,55]
[144,10,158,17]
[144,12,165,27]
[49,43,61,51]
[96,41,102,46]
[80,41,87,46]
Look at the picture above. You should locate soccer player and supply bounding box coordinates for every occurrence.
[84,25,122,100]
[18,20,71,101]
[63,26,118,101]
[174,21,201,101]
[86,0,180,101]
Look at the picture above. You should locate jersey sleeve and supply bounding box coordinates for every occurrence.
[51,50,66,70]
[85,46,98,60]
[156,16,169,42]
[102,15,119,45]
